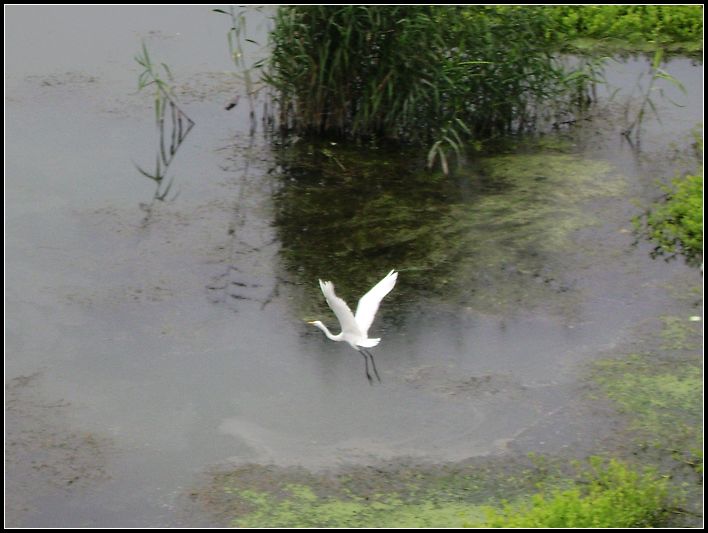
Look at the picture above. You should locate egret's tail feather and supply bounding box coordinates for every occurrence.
[357,337,380,348]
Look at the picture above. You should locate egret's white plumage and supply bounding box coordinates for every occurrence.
[309,270,398,382]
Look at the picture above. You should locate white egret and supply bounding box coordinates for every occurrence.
[308,270,398,383]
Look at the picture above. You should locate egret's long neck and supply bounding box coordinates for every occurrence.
[314,322,343,342]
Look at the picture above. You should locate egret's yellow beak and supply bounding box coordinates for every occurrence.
[306,320,316,324]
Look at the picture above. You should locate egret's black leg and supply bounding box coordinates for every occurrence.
[363,349,381,382]
[359,350,373,384]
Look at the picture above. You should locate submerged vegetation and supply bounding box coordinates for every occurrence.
[273,140,624,319]
[589,312,703,525]
[593,352,702,460]
[196,456,677,528]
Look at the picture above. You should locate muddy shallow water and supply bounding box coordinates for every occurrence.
[5,6,703,527]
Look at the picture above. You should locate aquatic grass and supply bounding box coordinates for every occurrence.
[213,6,268,133]
[621,48,687,145]
[199,456,676,528]
[592,352,702,454]
[228,483,485,528]
[262,6,595,174]
[221,6,702,170]
[587,312,703,525]
[200,457,546,528]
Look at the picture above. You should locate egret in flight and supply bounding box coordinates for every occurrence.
[308,270,398,384]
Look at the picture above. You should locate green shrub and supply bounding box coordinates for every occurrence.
[473,458,672,528]
[634,170,703,267]
[545,5,703,47]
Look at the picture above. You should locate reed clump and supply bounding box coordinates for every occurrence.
[263,6,592,172]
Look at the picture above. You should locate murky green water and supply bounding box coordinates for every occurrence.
[5,6,702,527]
[274,141,626,317]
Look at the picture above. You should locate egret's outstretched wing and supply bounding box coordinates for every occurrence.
[319,280,360,336]
[355,270,398,336]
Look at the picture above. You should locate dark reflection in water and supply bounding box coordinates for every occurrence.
[272,139,625,322]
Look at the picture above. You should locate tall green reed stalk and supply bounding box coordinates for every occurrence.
[213,7,267,133]
[622,48,686,146]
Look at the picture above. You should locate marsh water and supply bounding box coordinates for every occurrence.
[5,6,703,527]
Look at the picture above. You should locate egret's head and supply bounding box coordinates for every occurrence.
[307,320,326,331]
